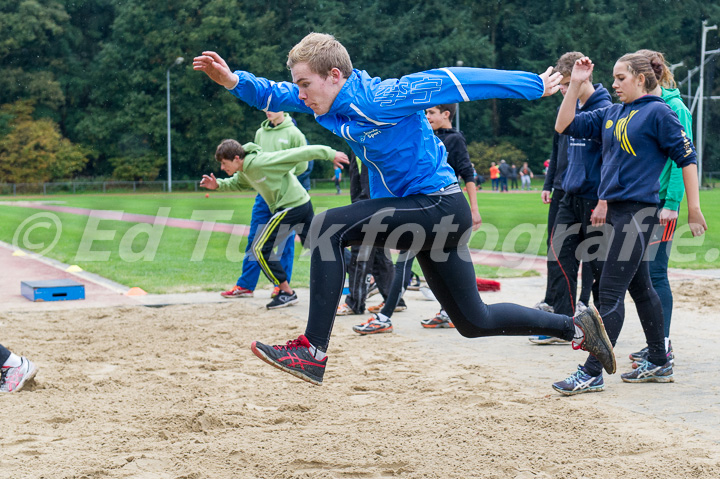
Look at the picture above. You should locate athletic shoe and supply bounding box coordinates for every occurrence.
[336,303,359,316]
[421,310,455,329]
[352,314,393,335]
[552,365,604,396]
[528,335,571,345]
[533,301,554,313]
[572,305,616,374]
[0,357,38,393]
[221,285,254,298]
[271,286,280,298]
[367,281,379,298]
[266,290,299,310]
[367,302,406,314]
[621,359,674,383]
[575,300,588,314]
[250,335,326,385]
[629,340,674,364]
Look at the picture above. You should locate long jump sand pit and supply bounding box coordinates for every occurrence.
[2,279,720,478]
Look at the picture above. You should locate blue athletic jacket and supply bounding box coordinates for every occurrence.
[227,67,544,198]
[564,95,695,205]
[561,84,613,199]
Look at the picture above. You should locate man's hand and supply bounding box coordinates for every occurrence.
[688,207,708,237]
[541,190,552,204]
[539,66,563,97]
[590,199,607,227]
[333,151,350,169]
[193,51,238,89]
[200,173,219,190]
[658,208,679,226]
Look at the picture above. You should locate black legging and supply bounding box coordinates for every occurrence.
[303,191,575,350]
[583,201,665,376]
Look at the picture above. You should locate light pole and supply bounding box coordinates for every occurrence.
[166,56,184,193]
[455,60,463,131]
[698,20,718,186]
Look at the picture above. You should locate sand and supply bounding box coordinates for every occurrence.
[2,278,720,479]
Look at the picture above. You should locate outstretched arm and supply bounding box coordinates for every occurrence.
[539,66,563,97]
[681,164,708,237]
[193,52,239,89]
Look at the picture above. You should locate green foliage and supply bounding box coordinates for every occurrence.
[0,101,87,183]
[468,141,527,175]
[109,155,166,181]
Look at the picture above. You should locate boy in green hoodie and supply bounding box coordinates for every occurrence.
[220,111,308,300]
[201,139,348,309]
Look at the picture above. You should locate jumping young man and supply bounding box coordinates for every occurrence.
[194,32,616,386]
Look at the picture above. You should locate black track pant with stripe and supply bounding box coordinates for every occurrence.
[548,193,603,318]
[302,191,575,351]
[251,200,313,286]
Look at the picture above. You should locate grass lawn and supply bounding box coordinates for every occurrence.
[1,184,717,293]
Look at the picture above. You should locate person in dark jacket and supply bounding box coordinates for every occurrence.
[552,53,706,395]
[498,160,511,192]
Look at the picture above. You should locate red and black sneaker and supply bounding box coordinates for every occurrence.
[250,335,327,385]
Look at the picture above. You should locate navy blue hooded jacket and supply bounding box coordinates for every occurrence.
[561,84,613,199]
[564,95,695,204]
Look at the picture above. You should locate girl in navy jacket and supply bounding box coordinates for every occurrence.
[553,54,707,392]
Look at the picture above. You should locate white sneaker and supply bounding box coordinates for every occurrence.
[0,357,38,393]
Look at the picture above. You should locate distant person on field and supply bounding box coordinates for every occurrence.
[489,162,500,191]
[520,162,534,190]
[509,163,519,190]
[498,159,511,192]
[334,165,342,194]
[201,139,348,310]
[221,111,307,300]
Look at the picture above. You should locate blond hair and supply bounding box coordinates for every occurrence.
[287,32,353,78]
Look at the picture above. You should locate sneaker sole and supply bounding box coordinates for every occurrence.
[266,298,300,310]
[529,337,571,345]
[12,365,38,393]
[420,322,454,329]
[250,342,322,386]
[552,383,605,396]
[221,294,254,298]
[352,325,393,335]
[621,375,674,383]
[578,306,616,375]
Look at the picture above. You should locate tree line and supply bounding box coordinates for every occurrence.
[1,0,719,185]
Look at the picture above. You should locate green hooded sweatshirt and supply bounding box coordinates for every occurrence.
[255,113,309,176]
[216,143,335,212]
[658,87,693,211]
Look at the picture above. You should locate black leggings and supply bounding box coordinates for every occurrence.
[303,192,574,350]
[583,201,665,376]
[379,253,414,318]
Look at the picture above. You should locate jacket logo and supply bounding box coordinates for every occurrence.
[361,129,381,141]
[279,139,289,144]
[605,120,613,129]
[374,77,442,106]
[254,176,267,183]
[613,110,638,156]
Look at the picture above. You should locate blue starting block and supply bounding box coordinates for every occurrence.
[21,279,85,302]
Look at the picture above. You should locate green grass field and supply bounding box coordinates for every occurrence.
[1,186,717,293]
